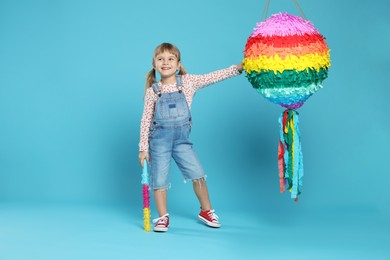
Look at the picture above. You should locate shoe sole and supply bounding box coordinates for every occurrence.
[154,226,168,232]
[198,215,221,228]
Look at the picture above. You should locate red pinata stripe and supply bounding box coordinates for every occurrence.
[245,33,327,50]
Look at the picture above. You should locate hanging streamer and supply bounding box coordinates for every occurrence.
[141,159,151,231]
[278,109,304,201]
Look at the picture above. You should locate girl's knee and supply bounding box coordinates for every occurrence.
[192,177,207,189]
[153,186,169,192]
[192,177,206,184]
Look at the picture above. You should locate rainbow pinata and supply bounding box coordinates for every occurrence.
[243,12,330,109]
[243,13,330,201]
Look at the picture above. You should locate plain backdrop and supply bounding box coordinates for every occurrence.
[0,0,389,259]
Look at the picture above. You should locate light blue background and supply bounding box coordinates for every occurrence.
[1,0,389,259]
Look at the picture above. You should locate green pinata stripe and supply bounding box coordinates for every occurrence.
[246,68,328,90]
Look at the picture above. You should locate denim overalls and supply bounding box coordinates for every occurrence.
[149,75,205,190]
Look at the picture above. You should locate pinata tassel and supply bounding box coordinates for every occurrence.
[141,160,151,232]
[278,140,286,192]
[278,109,304,201]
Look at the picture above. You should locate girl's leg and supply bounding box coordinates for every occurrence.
[154,189,168,216]
[192,178,212,211]
[195,179,221,227]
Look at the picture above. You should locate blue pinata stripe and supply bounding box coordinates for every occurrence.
[258,83,323,106]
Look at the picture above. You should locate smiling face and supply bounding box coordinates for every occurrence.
[153,51,181,84]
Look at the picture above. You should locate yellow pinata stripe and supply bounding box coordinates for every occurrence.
[243,51,330,74]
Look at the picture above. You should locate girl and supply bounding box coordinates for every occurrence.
[138,42,242,232]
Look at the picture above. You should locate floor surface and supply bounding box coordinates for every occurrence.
[1,202,389,259]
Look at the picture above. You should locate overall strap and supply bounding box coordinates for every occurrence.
[175,75,183,93]
[151,83,161,97]
[175,75,183,86]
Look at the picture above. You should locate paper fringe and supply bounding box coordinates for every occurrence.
[251,13,319,37]
[278,110,303,201]
[243,52,330,74]
[246,68,328,88]
[258,83,322,109]
[143,207,151,232]
[245,34,328,58]
[143,184,150,208]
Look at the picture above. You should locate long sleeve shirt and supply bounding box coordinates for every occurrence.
[139,65,241,151]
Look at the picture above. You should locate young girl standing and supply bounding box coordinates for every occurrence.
[138,42,242,232]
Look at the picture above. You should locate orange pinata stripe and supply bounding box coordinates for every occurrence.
[244,41,329,59]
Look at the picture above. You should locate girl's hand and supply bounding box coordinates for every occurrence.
[237,62,243,73]
[138,151,150,168]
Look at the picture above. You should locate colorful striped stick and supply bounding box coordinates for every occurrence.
[141,159,151,231]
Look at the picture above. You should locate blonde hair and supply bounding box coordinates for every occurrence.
[145,43,187,94]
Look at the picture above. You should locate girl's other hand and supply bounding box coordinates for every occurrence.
[138,151,150,168]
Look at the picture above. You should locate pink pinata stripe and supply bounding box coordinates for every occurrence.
[251,13,319,37]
